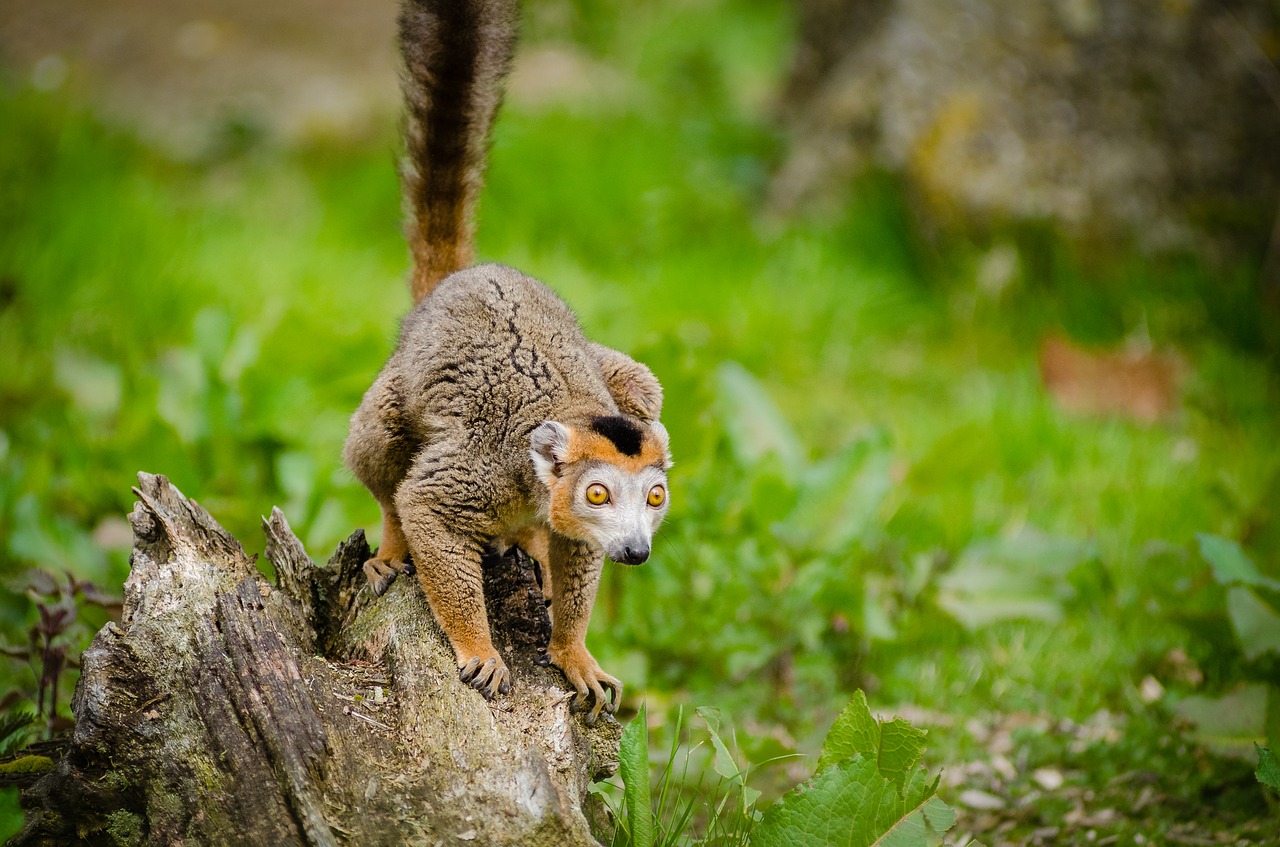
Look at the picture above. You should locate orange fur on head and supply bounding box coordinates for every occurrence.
[540,422,668,540]
[546,469,593,540]
[561,427,668,473]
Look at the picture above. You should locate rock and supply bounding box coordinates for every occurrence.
[772,0,1280,258]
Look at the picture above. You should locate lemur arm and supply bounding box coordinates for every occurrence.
[588,342,663,422]
[545,533,620,725]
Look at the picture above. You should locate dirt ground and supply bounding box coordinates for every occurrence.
[0,0,401,154]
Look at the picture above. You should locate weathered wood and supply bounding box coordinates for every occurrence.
[11,473,620,846]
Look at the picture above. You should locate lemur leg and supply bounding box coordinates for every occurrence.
[395,449,509,700]
[509,525,553,604]
[365,505,410,595]
[343,372,418,595]
[546,533,619,725]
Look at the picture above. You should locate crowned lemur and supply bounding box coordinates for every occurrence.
[343,0,671,725]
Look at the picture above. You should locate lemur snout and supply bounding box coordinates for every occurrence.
[615,544,649,565]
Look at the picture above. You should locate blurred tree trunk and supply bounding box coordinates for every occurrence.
[771,0,1280,260]
[11,473,617,847]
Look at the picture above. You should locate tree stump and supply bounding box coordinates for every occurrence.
[11,473,620,846]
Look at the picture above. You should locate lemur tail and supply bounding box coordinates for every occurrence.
[399,0,518,304]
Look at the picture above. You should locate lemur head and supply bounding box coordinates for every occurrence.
[530,415,672,565]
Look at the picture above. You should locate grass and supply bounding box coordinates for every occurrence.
[2,0,1279,840]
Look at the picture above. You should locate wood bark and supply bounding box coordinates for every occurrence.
[11,473,620,846]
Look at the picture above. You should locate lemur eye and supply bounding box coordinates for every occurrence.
[647,485,666,507]
[585,483,610,505]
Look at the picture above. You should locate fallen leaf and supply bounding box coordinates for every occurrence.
[1038,335,1181,423]
[1033,767,1064,791]
[958,789,1006,810]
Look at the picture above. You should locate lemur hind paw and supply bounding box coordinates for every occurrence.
[363,557,407,596]
[459,656,511,699]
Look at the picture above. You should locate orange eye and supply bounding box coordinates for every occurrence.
[647,485,666,507]
[586,483,610,505]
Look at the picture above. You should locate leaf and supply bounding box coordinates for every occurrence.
[0,712,35,745]
[1227,587,1280,662]
[716,362,805,478]
[1173,684,1267,756]
[1197,534,1280,609]
[818,691,927,790]
[818,690,879,772]
[23,570,59,599]
[0,711,35,756]
[619,704,653,847]
[782,435,892,552]
[752,757,954,847]
[876,720,928,791]
[920,796,957,832]
[36,603,75,637]
[1199,534,1269,586]
[1257,744,1280,794]
[696,706,739,779]
[937,530,1093,629]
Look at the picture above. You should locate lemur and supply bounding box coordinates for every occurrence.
[343,0,671,725]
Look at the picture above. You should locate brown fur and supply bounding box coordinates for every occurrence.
[346,1,667,720]
[400,0,517,303]
[345,263,664,716]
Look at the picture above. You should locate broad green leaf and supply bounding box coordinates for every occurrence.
[818,690,880,772]
[877,719,928,791]
[818,692,928,790]
[1198,534,1280,610]
[783,436,892,552]
[1226,587,1280,662]
[716,362,805,477]
[1173,684,1267,757]
[1257,744,1280,794]
[937,530,1093,629]
[877,792,956,847]
[619,705,653,847]
[752,757,953,847]
[697,706,740,779]
[1198,534,1268,586]
[920,795,957,832]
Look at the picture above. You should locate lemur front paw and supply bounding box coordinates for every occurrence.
[548,642,621,726]
[363,557,407,596]
[459,654,511,700]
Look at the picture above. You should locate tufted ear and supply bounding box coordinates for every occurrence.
[530,421,572,485]
[648,420,673,469]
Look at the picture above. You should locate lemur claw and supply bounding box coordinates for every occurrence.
[550,644,621,725]
[363,558,404,596]
[459,656,510,700]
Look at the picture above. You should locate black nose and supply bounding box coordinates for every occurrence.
[621,546,649,565]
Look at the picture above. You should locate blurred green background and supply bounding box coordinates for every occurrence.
[2,0,1279,842]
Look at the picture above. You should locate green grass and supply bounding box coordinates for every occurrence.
[2,0,1280,840]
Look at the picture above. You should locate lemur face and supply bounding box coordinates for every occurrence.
[530,416,671,564]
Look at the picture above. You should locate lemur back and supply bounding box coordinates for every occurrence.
[343,0,671,723]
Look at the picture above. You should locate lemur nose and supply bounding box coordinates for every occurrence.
[622,546,649,565]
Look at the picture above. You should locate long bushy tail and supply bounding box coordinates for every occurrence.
[399,0,518,303]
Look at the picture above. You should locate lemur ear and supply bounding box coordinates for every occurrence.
[530,421,572,484]
[648,420,673,469]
